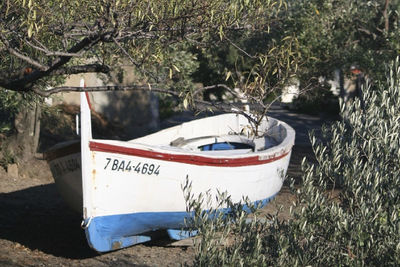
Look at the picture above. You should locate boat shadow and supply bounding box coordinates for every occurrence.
[0,183,98,259]
[0,182,188,259]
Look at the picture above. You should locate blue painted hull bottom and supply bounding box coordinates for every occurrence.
[85,195,276,252]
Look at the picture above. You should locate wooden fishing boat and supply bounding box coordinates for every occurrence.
[45,81,295,252]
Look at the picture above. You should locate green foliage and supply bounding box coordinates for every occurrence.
[2,0,398,156]
[158,94,178,120]
[39,104,78,147]
[0,90,40,134]
[183,180,268,266]
[285,0,400,93]
[287,0,399,77]
[0,0,292,85]
[188,59,400,266]
[162,44,200,97]
[0,147,16,169]
[275,58,400,266]
[192,14,300,102]
[291,85,340,115]
[0,0,300,129]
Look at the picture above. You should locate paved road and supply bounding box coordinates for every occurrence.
[266,102,337,146]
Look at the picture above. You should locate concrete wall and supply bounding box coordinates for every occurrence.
[281,78,300,104]
[52,70,159,139]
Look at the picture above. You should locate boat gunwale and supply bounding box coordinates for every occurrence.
[88,140,291,167]
[88,115,295,166]
[45,138,291,167]
[45,114,295,167]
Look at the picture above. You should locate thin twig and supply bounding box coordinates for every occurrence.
[31,83,258,125]
[0,36,49,71]
[32,84,174,97]
[25,38,84,57]
[112,37,158,81]
[225,36,257,59]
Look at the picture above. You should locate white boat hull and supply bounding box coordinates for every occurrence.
[46,88,295,252]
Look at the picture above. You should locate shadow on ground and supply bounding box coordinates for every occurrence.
[0,183,98,259]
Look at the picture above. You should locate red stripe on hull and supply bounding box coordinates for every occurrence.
[89,141,290,167]
[85,91,92,110]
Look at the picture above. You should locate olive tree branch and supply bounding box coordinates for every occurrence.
[31,84,172,97]
[24,38,84,57]
[30,83,258,125]
[50,64,111,75]
[0,31,109,91]
[0,35,49,71]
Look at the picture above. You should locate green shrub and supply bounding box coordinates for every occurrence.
[186,58,400,266]
[0,147,15,169]
[183,180,269,266]
[0,91,39,135]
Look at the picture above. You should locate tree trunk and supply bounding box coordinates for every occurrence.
[13,102,41,161]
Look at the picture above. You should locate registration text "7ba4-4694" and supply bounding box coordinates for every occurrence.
[104,158,160,176]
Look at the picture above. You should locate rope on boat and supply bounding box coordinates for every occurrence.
[81,217,93,229]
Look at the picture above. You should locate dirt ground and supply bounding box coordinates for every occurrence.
[0,140,313,267]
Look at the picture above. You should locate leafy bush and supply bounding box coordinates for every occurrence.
[0,90,39,135]
[291,84,340,116]
[0,147,16,169]
[183,180,268,266]
[187,59,400,266]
